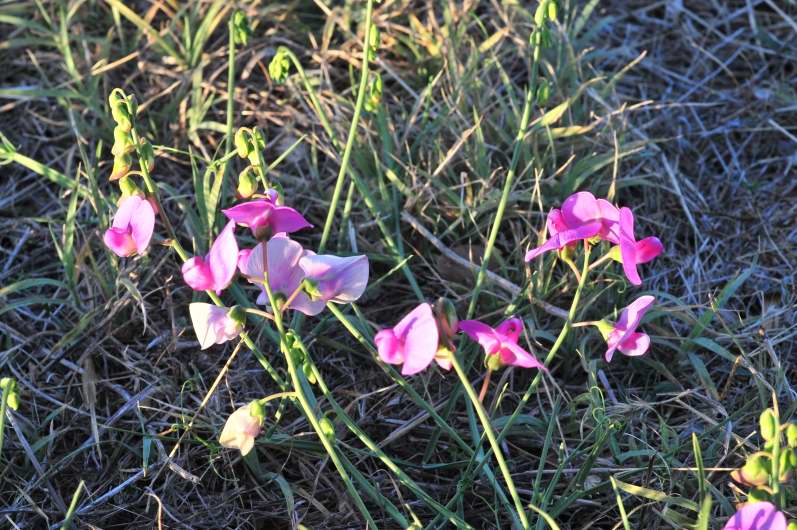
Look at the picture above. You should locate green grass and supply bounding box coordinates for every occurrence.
[1,0,796,528]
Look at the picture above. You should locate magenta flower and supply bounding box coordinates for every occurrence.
[375,303,442,376]
[237,248,252,274]
[603,295,655,362]
[612,207,664,286]
[723,502,787,530]
[181,220,238,294]
[223,197,311,239]
[298,253,369,304]
[188,303,243,350]
[241,236,325,316]
[524,191,619,261]
[103,195,156,257]
[458,317,546,369]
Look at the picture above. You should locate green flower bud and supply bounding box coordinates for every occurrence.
[367,26,380,61]
[536,82,550,105]
[547,0,558,22]
[364,72,383,113]
[237,166,258,198]
[110,153,132,181]
[0,377,14,391]
[534,2,546,26]
[778,449,795,481]
[760,408,778,442]
[231,11,251,46]
[6,392,19,411]
[109,89,133,132]
[111,125,134,157]
[234,128,252,159]
[787,423,797,448]
[732,453,770,486]
[787,522,797,530]
[1,377,18,411]
[302,360,317,385]
[319,416,335,443]
[269,48,291,84]
[139,139,155,172]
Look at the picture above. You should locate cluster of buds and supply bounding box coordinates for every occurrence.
[233,127,269,198]
[731,408,797,500]
[108,89,154,197]
[231,10,251,47]
[364,73,383,113]
[532,0,558,53]
[0,377,19,411]
[268,47,291,84]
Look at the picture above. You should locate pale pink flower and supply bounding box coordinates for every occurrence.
[375,303,442,376]
[188,303,242,350]
[298,253,369,304]
[723,502,787,530]
[604,295,655,362]
[219,404,262,456]
[181,220,239,294]
[103,195,155,257]
[524,191,618,261]
[458,317,546,369]
[241,236,325,316]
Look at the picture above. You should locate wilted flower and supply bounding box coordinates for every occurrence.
[524,191,619,261]
[610,207,663,286]
[298,254,369,304]
[222,197,311,240]
[723,502,787,530]
[241,236,325,316]
[601,295,655,362]
[189,303,243,350]
[103,195,156,257]
[375,303,444,376]
[458,318,546,370]
[182,220,238,294]
[219,402,263,456]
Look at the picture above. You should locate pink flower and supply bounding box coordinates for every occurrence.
[219,404,263,456]
[604,295,655,362]
[375,303,443,376]
[237,248,252,274]
[241,236,325,316]
[222,197,311,239]
[611,207,664,286]
[181,220,239,294]
[458,317,546,369]
[103,195,156,257]
[188,303,243,350]
[298,254,369,304]
[723,502,787,530]
[525,191,619,261]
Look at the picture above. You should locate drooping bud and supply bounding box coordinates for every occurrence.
[787,423,797,448]
[139,139,155,172]
[536,82,550,106]
[247,129,266,167]
[108,89,133,132]
[118,175,142,198]
[434,297,459,346]
[231,10,251,47]
[0,377,19,411]
[269,47,291,84]
[237,167,258,198]
[731,453,770,486]
[547,0,558,22]
[364,72,383,113]
[319,415,335,443]
[110,154,132,181]
[367,25,380,61]
[234,128,252,159]
[111,125,135,157]
[760,408,778,442]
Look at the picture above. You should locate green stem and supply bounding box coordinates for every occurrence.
[222,17,236,195]
[0,385,9,458]
[260,266,376,527]
[317,0,375,253]
[450,354,530,529]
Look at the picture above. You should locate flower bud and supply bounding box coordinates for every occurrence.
[269,47,290,84]
[367,26,380,61]
[364,72,383,113]
[302,359,317,385]
[139,139,155,172]
[760,408,778,442]
[534,2,546,26]
[731,453,770,486]
[111,125,134,157]
[236,167,258,198]
[231,10,251,46]
[778,449,795,481]
[536,82,550,105]
[547,0,558,22]
[234,128,252,159]
[787,423,797,448]
[118,175,142,197]
[0,377,19,411]
[319,416,335,443]
[788,521,797,530]
[110,153,132,181]
[434,297,459,345]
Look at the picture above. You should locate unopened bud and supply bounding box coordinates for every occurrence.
[237,167,258,198]
[234,128,252,159]
[231,11,251,46]
[547,0,558,22]
[434,297,459,344]
[139,139,155,172]
[364,73,383,113]
[110,154,132,181]
[787,423,797,448]
[118,176,141,197]
[111,125,134,156]
[319,416,335,443]
[760,408,778,442]
[269,48,291,84]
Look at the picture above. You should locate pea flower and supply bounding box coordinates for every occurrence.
[298,254,369,304]
[189,303,243,350]
[524,191,619,261]
[458,318,546,369]
[611,207,664,286]
[222,196,311,240]
[181,220,238,294]
[103,195,155,257]
[375,303,444,376]
[219,402,263,456]
[241,236,325,316]
[723,502,787,530]
[601,295,655,362]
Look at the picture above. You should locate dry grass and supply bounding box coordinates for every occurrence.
[0,0,795,528]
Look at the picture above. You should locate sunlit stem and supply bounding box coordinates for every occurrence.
[0,384,10,457]
[281,282,306,315]
[478,367,492,404]
[449,354,531,529]
[588,251,615,272]
[243,307,275,321]
[258,254,376,527]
